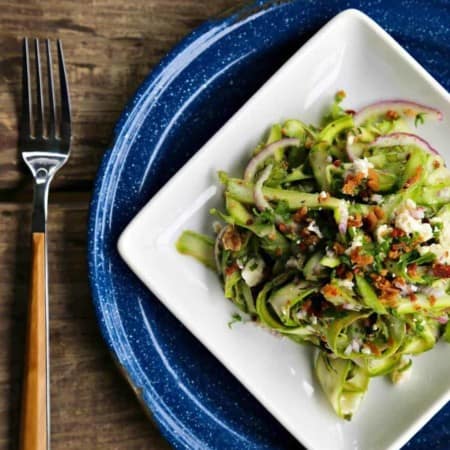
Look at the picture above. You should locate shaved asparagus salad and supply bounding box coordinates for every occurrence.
[176,92,450,420]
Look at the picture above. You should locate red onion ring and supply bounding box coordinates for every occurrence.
[244,138,300,182]
[353,100,443,127]
[254,164,273,212]
[369,132,440,157]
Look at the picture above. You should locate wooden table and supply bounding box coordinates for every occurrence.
[0,1,243,448]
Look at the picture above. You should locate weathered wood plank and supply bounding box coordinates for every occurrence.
[0,0,243,191]
[0,0,243,448]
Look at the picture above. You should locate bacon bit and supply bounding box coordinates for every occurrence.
[393,277,406,289]
[373,206,384,219]
[293,206,308,223]
[345,109,356,116]
[332,242,346,255]
[350,247,374,267]
[433,160,441,169]
[278,223,288,233]
[365,342,381,356]
[407,263,418,277]
[318,191,330,203]
[367,168,380,192]
[388,249,400,260]
[403,166,423,188]
[322,284,339,297]
[246,219,254,225]
[429,295,437,306]
[298,228,320,248]
[432,263,450,278]
[371,273,400,302]
[391,228,406,239]
[298,242,308,252]
[366,342,381,356]
[301,299,312,312]
[386,110,399,120]
[413,304,422,311]
[363,211,378,232]
[342,172,365,195]
[336,264,347,278]
[403,108,416,118]
[333,159,342,167]
[225,263,239,276]
[347,214,363,228]
[409,293,418,302]
[222,226,242,251]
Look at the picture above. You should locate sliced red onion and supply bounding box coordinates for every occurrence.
[244,138,300,182]
[436,315,448,325]
[214,225,228,275]
[353,100,443,127]
[337,201,348,235]
[254,164,273,212]
[370,132,440,156]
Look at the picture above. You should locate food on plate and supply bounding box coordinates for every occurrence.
[176,92,450,419]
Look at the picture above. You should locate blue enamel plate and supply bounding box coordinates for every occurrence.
[88,1,450,448]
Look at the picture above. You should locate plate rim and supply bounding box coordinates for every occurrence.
[87,2,290,448]
[87,2,450,449]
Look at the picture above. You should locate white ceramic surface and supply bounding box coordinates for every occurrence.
[118,9,450,450]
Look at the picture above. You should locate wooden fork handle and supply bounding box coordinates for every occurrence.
[20,232,49,450]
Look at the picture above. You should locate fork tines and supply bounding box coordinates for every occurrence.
[21,38,71,147]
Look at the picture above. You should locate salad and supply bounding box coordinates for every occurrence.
[176,92,450,420]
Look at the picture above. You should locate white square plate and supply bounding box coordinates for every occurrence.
[118,9,450,450]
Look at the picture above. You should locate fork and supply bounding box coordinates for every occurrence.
[19,38,71,450]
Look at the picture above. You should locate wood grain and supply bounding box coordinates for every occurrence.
[20,233,48,450]
[0,0,244,449]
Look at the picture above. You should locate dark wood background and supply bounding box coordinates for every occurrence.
[0,1,243,448]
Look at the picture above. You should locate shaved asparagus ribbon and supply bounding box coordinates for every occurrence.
[244,138,300,182]
[177,95,449,421]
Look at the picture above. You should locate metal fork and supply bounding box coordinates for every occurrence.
[19,38,71,450]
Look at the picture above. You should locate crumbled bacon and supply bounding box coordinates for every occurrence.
[293,206,308,223]
[407,263,418,277]
[367,168,380,192]
[225,263,239,276]
[347,214,363,228]
[373,206,384,219]
[370,273,400,303]
[222,226,242,251]
[322,284,339,297]
[278,223,288,233]
[403,166,423,188]
[429,295,437,306]
[333,159,342,167]
[332,242,346,255]
[363,211,378,232]
[342,172,365,195]
[318,191,330,203]
[386,110,399,120]
[335,264,347,278]
[350,247,374,267]
[432,263,450,278]
[298,228,320,248]
[366,342,381,356]
[433,160,441,169]
[391,228,406,239]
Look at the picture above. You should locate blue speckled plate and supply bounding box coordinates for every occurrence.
[88,1,450,449]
